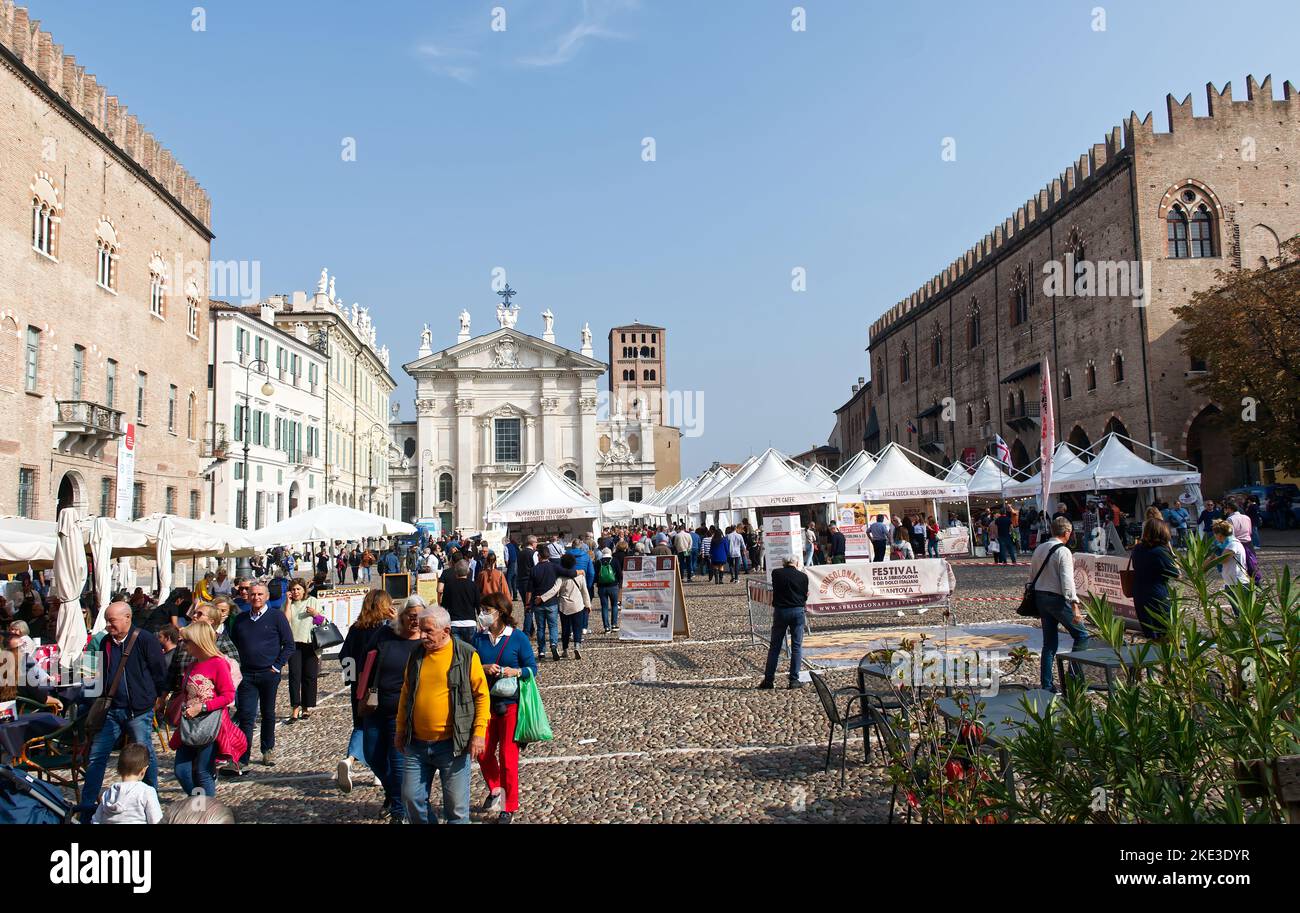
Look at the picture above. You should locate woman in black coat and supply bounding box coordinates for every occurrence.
[1129,518,1179,639]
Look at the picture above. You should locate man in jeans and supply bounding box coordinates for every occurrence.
[727,525,746,582]
[78,602,167,823]
[672,526,694,582]
[996,505,1018,565]
[1030,516,1090,692]
[395,606,489,824]
[759,556,809,691]
[229,582,295,770]
[529,551,575,662]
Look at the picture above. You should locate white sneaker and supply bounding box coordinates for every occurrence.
[490,789,505,813]
[337,757,354,794]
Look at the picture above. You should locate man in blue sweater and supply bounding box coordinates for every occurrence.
[78,601,168,823]
[229,582,295,771]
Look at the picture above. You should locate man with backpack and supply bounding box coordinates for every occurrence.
[595,548,622,633]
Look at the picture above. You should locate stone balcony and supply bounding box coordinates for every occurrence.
[476,462,526,476]
[200,421,230,459]
[1006,401,1041,432]
[53,400,124,459]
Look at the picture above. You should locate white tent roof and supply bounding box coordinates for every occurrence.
[703,449,837,511]
[485,462,601,524]
[1037,434,1201,495]
[1002,443,1089,499]
[692,467,743,512]
[600,498,654,521]
[857,443,969,500]
[805,463,839,491]
[664,472,708,515]
[249,503,417,548]
[680,467,735,514]
[0,515,153,571]
[833,451,878,496]
[943,461,973,484]
[965,456,1021,496]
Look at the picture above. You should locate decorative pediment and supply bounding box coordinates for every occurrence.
[483,403,529,420]
[404,327,605,375]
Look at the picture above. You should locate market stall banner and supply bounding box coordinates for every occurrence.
[619,555,689,643]
[804,559,955,615]
[1073,554,1137,625]
[836,502,871,559]
[761,513,802,570]
[937,527,970,557]
[316,585,371,636]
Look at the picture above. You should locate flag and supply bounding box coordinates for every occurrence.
[906,419,917,435]
[993,434,1011,465]
[1040,354,1055,516]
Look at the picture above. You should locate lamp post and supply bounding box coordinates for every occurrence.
[365,421,389,516]
[226,358,274,532]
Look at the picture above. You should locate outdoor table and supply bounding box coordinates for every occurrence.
[935,689,1057,795]
[0,712,63,762]
[1055,643,1160,693]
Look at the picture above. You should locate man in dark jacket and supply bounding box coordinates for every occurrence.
[759,557,809,691]
[229,582,295,770]
[529,552,577,661]
[828,522,847,564]
[518,536,538,635]
[78,601,168,822]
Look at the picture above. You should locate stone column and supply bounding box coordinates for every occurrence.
[579,391,598,492]
[454,395,474,531]
[524,415,537,466]
[540,386,559,468]
[416,398,436,517]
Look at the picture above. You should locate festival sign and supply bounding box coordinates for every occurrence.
[619,555,688,643]
[937,527,971,557]
[316,584,371,635]
[837,501,871,560]
[761,513,802,570]
[1073,554,1138,626]
[803,559,954,615]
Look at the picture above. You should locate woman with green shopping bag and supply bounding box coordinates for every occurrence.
[472,592,538,824]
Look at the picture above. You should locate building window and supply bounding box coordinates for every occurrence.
[233,403,245,442]
[106,359,117,407]
[599,487,614,502]
[565,470,578,482]
[1167,207,1189,258]
[136,372,147,422]
[628,487,642,502]
[1113,351,1124,383]
[1010,270,1029,325]
[96,242,115,289]
[1189,355,1207,373]
[187,296,200,338]
[1189,205,1215,258]
[168,385,177,432]
[100,477,113,516]
[981,400,990,422]
[438,473,453,503]
[494,418,521,463]
[189,490,200,519]
[1086,361,1097,392]
[24,326,40,393]
[1166,186,1218,260]
[132,482,144,520]
[931,329,942,367]
[1062,370,1072,399]
[72,345,85,399]
[31,174,58,257]
[17,467,36,518]
[150,269,166,319]
[965,405,973,426]
[899,342,910,384]
[187,393,196,439]
[967,300,981,348]
[165,487,177,515]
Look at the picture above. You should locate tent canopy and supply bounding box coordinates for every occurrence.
[833,451,879,497]
[1003,436,1198,498]
[1002,443,1088,499]
[485,462,601,525]
[942,461,973,484]
[857,443,969,500]
[702,449,836,511]
[804,463,839,492]
[133,514,257,558]
[248,503,416,548]
[965,456,1021,496]
[599,498,654,521]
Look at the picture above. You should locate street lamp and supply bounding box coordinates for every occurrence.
[226,358,274,532]
[366,421,390,516]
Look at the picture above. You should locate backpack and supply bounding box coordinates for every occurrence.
[597,558,616,587]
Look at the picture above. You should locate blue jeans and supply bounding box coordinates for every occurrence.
[728,557,740,581]
[763,606,806,684]
[678,552,692,581]
[998,535,1017,564]
[236,669,282,764]
[400,738,471,824]
[450,626,475,645]
[534,599,559,651]
[174,740,218,798]
[361,713,400,812]
[80,707,157,821]
[598,585,621,629]
[804,543,815,565]
[346,726,371,769]
[506,564,518,600]
[927,539,940,557]
[1037,591,1090,691]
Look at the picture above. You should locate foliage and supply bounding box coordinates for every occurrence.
[1174,236,1300,475]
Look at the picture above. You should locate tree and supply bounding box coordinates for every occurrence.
[1174,237,1300,476]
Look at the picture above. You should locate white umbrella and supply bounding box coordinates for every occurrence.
[90,517,114,635]
[132,514,256,558]
[156,515,174,598]
[248,502,416,549]
[52,508,88,664]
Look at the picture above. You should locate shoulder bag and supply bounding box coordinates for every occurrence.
[1017,543,1066,617]
[1119,551,1135,597]
[489,632,518,699]
[180,705,222,747]
[85,629,139,737]
[312,620,344,651]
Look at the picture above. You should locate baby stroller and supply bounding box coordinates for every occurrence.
[0,763,75,824]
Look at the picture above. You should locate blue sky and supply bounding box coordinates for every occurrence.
[28,0,1297,475]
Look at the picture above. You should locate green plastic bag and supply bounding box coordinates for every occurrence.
[514,675,553,745]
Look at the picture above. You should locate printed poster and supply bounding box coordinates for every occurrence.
[619,555,687,642]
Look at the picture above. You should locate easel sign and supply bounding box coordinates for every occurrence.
[383,573,411,601]
[619,555,689,642]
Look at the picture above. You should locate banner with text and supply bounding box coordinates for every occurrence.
[803,559,954,615]
[619,555,689,642]
[937,527,971,557]
[114,422,137,521]
[762,513,802,571]
[1073,553,1138,625]
[836,502,872,559]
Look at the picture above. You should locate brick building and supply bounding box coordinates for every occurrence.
[867,76,1299,498]
[608,322,681,492]
[0,2,213,520]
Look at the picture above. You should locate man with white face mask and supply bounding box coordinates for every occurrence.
[471,593,537,824]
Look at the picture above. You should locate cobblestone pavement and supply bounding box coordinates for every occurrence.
[155,536,1300,823]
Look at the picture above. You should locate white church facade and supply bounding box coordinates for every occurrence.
[403,296,658,532]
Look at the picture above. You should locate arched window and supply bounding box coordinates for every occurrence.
[564,469,578,482]
[1167,206,1189,258]
[1166,186,1218,259]
[95,220,118,290]
[1190,205,1215,258]
[965,405,973,426]
[187,392,196,439]
[30,172,60,258]
[1007,392,1016,416]
[186,280,201,339]
[967,299,981,348]
[899,342,910,384]
[640,346,650,358]
[149,253,167,319]
[931,328,942,367]
[1112,350,1124,383]
[648,369,656,381]
[1069,230,1088,295]
[1062,370,1072,399]
[438,473,453,503]
[1086,361,1097,392]
[981,400,990,422]
[1016,390,1025,415]
[1010,269,1029,325]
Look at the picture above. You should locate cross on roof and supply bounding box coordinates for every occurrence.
[497,284,517,306]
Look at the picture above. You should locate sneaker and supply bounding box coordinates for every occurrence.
[550,646,560,661]
[573,646,582,659]
[261,749,277,767]
[583,629,589,635]
[757,680,775,690]
[497,811,514,824]
[612,625,620,632]
[561,648,569,659]
[218,764,245,778]
[788,680,805,690]
[337,758,353,793]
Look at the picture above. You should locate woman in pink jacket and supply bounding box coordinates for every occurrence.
[170,622,246,796]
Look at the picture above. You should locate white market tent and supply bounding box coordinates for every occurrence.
[600,498,655,521]
[679,467,733,517]
[0,515,153,572]
[858,443,970,501]
[965,456,1022,497]
[702,448,837,512]
[833,451,878,497]
[804,463,839,492]
[1001,442,1090,499]
[133,514,258,558]
[943,461,973,484]
[485,462,601,525]
[1009,433,1201,498]
[662,472,708,517]
[248,503,416,548]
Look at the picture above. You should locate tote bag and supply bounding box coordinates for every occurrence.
[514,676,553,746]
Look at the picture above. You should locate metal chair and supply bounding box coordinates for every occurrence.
[16,708,87,803]
[866,695,919,824]
[810,671,870,786]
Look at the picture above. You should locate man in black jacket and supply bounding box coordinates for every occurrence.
[230,582,295,770]
[759,557,810,691]
[518,536,538,636]
[77,601,168,822]
[828,522,847,564]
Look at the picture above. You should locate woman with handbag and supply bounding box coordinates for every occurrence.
[472,592,537,824]
[336,590,396,797]
[283,579,325,722]
[170,622,244,797]
[1128,519,1179,639]
[476,551,510,601]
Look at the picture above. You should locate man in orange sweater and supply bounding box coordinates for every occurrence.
[395,605,489,824]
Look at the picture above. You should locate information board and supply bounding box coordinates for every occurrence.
[762,513,802,571]
[619,555,689,642]
[315,585,370,636]
[383,573,411,601]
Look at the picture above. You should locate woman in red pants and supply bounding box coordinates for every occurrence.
[471,592,538,823]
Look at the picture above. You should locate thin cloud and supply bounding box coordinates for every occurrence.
[517,0,636,68]
[416,44,479,84]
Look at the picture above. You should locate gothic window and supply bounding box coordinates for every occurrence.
[1167,207,1189,258]
[1062,370,1072,399]
[1190,205,1215,258]
[1007,392,1016,416]
[149,253,167,319]
[1010,269,1029,325]
[1112,350,1124,383]
[95,220,118,290]
[1165,186,1218,259]
[186,280,201,338]
[899,342,910,384]
[640,346,650,357]
[965,405,973,426]
[31,173,59,258]
[981,400,990,422]
[1068,230,1087,295]
[967,300,981,348]
[931,328,942,367]
[1086,360,1097,392]
[438,473,453,503]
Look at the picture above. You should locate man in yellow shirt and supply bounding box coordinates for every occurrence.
[395,605,489,824]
